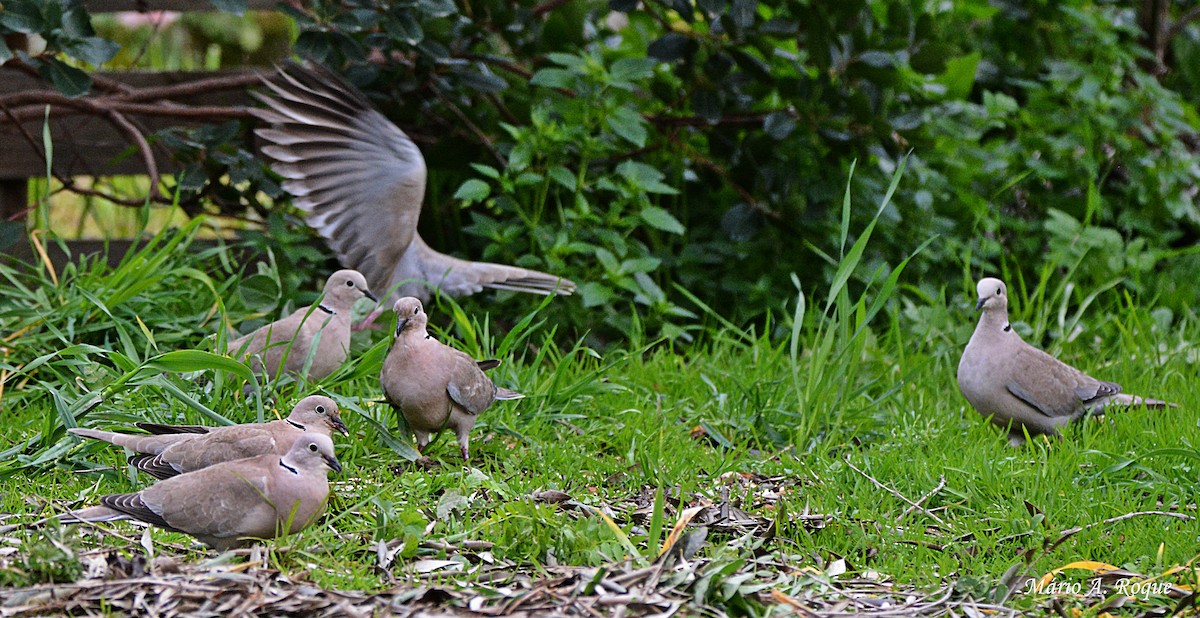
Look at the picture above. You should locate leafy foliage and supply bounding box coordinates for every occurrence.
[0,0,119,96]
[9,0,1200,340]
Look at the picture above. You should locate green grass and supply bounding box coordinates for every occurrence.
[2,195,1198,614]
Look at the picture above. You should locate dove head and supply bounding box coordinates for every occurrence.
[392,297,427,336]
[975,278,1008,313]
[287,395,349,436]
[322,269,377,309]
[283,432,342,475]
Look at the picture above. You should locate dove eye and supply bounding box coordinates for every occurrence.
[413,307,420,316]
[316,405,326,414]
[308,443,318,452]
[345,280,355,287]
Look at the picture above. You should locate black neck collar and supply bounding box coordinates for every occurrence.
[279,459,298,474]
[286,419,304,431]
[317,304,334,315]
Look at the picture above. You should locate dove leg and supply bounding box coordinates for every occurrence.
[456,431,471,462]
[413,430,432,453]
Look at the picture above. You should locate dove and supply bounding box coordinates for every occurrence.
[380,297,523,460]
[61,432,341,551]
[69,395,348,479]
[230,269,375,380]
[957,277,1174,445]
[250,62,575,319]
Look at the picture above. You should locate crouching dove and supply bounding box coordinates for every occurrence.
[380,297,523,461]
[69,395,348,479]
[230,269,375,380]
[251,62,575,318]
[61,433,341,551]
[957,277,1174,445]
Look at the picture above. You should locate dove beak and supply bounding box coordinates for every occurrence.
[364,289,378,302]
[323,453,343,474]
[975,297,986,311]
[395,317,409,337]
[329,415,350,436]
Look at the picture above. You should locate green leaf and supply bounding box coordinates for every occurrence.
[176,165,207,191]
[609,57,655,82]
[648,32,695,62]
[60,2,95,37]
[417,0,457,18]
[238,273,280,312]
[457,69,508,94]
[857,50,896,68]
[763,112,796,140]
[620,256,662,273]
[594,248,620,272]
[548,166,576,191]
[0,1,45,33]
[606,106,647,147]
[936,51,981,100]
[454,179,491,202]
[546,52,585,69]
[145,350,256,383]
[38,57,92,98]
[384,13,423,45]
[469,163,501,179]
[63,36,120,66]
[729,0,756,28]
[640,206,686,235]
[577,281,615,308]
[530,68,575,89]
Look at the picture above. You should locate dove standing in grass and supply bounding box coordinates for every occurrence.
[380,297,523,461]
[61,433,341,551]
[69,395,348,479]
[230,270,375,380]
[251,62,574,323]
[957,277,1174,445]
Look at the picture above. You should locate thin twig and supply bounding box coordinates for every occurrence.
[103,108,162,201]
[1046,510,1193,553]
[1165,5,1200,50]
[843,457,946,526]
[432,90,504,167]
[899,474,946,523]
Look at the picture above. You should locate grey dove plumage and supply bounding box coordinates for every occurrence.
[250,62,575,309]
[61,432,341,551]
[380,297,523,461]
[69,395,348,479]
[957,277,1174,446]
[230,269,375,380]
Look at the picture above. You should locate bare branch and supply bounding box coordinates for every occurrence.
[103,109,163,201]
[1165,5,1200,47]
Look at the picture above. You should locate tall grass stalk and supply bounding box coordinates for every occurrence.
[787,157,931,449]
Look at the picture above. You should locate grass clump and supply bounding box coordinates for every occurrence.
[0,526,84,587]
[1,167,1198,616]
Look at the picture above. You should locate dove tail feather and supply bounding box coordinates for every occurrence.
[128,454,182,480]
[59,505,128,524]
[1107,393,1178,409]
